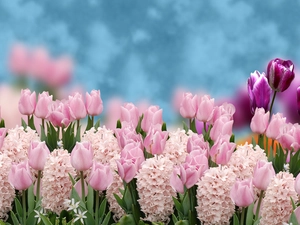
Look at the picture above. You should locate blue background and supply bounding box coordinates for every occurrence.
[0,0,299,123]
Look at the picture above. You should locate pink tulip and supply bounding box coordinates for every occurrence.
[230,179,255,207]
[116,158,138,183]
[210,116,233,142]
[196,95,214,122]
[252,160,275,190]
[115,125,143,149]
[34,91,53,119]
[185,150,208,177]
[170,167,184,193]
[29,47,51,80]
[143,128,168,155]
[47,100,72,127]
[141,105,163,133]
[71,142,94,171]
[120,103,140,128]
[9,161,33,190]
[74,180,88,199]
[0,128,7,149]
[292,124,300,151]
[68,92,86,120]
[277,122,295,150]
[28,141,50,171]
[85,90,103,116]
[18,89,36,115]
[121,142,145,169]
[88,162,113,191]
[179,92,198,119]
[265,113,286,140]
[209,137,235,165]
[295,173,300,195]
[294,206,300,224]
[8,43,31,75]
[44,56,73,87]
[250,108,270,134]
[186,133,209,155]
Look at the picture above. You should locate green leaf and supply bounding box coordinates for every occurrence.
[85,116,94,132]
[9,211,19,225]
[289,211,299,225]
[80,209,95,225]
[86,185,94,216]
[94,119,101,130]
[116,120,122,129]
[28,115,36,130]
[291,197,297,210]
[0,119,5,128]
[162,122,167,131]
[26,211,37,225]
[99,198,107,219]
[118,214,136,225]
[172,214,179,223]
[190,119,197,133]
[182,121,189,134]
[0,220,6,225]
[135,114,144,134]
[175,220,189,225]
[233,213,239,225]
[113,194,127,212]
[172,197,183,216]
[181,192,190,217]
[14,198,23,222]
[101,211,111,225]
[27,184,35,213]
[39,213,54,225]
[68,173,76,186]
[289,150,300,177]
[123,186,133,212]
[246,203,254,225]
[21,118,27,129]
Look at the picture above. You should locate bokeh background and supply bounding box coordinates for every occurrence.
[1,0,300,130]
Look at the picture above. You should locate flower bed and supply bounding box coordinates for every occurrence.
[0,58,300,225]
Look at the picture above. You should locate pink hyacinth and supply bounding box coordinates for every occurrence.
[42,149,76,215]
[260,172,298,225]
[196,166,236,225]
[1,126,39,163]
[0,154,15,220]
[227,143,267,180]
[136,156,176,222]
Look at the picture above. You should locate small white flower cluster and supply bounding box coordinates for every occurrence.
[63,198,87,224]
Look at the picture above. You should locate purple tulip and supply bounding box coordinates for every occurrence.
[247,71,272,114]
[297,86,300,115]
[267,58,295,92]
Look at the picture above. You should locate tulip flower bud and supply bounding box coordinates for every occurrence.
[250,108,270,134]
[9,161,33,190]
[35,91,53,119]
[230,178,255,207]
[0,128,7,150]
[295,173,300,195]
[266,58,295,92]
[116,158,138,183]
[74,180,88,199]
[71,142,93,171]
[209,137,235,165]
[196,95,214,122]
[18,89,36,115]
[120,103,140,128]
[253,160,275,190]
[179,92,198,119]
[143,128,168,155]
[247,71,272,114]
[85,90,103,116]
[141,105,163,133]
[68,92,87,120]
[28,141,50,171]
[265,113,286,140]
[88,162,113,191]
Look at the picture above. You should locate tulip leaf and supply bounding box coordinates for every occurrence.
[172,214,179,223]
[85,116,94,132]
[45,122,58,152]
[101,211,111,225]
[162,122,167,131]
[123,186,133,212]
[0,119,5,128]
[181,192,190,216]
[28,115,36,131]
[27,184,35,213]
[272,144,286,173]
[118,214,136,225]
[94,119,101,130]
[291,197,297,210]
[113,193,127,212]
[68,173,76,186]
[172,197,183,216]
[233,213,239,225]
[14,198,23,222]
[0,220,6,225]
[289,211,299,225]
[39,213,54,225]
[182,121,189,134]
[87,185,94,216]
[246,203,254,225]
[175,220,189,225]
[26,210,37,225]
[135,114,143,134]
[80,208,95,225]
[9,211,19,225]
[289,150,300,177]
[99,197,107,219]
[116,120,122,129]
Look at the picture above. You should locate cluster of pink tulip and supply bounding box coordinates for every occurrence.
[9,43,73,88]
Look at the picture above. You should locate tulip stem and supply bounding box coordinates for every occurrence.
[240,207,245,225]
[269,91,277,116]
[91,116,94,128]
[80,171,85,202]
[255,190,264,221]
[95,190,99,225]
[41,119,45,131]
[36,170,42,201]
[22,190,26,225]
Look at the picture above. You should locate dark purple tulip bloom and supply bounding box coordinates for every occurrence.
[266,58,295,92]
[247,71,272,114]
